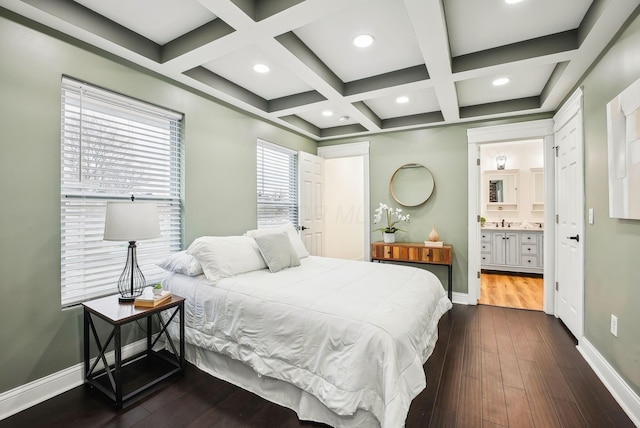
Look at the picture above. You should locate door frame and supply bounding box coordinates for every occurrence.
[467,119,556,313]
[317,142,371,261]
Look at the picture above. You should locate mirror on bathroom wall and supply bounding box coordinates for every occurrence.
[390,163,435,207]
[484,170,518,210]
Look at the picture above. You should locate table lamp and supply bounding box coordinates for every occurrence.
[104,198,160,302]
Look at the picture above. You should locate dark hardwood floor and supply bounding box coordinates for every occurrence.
[1,304,634,427]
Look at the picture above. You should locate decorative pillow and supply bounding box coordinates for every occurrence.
[186,236,267,282]
[244,223,309,259]
[157,250,203,276]
[253,232,301,273]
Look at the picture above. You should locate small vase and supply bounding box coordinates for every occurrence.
[428,224,439,242]
[383,232,396,243]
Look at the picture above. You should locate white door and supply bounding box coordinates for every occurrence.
[554,106,584,339]
[299,151,325,256]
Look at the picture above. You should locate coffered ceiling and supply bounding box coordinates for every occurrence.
[2,0,639,141]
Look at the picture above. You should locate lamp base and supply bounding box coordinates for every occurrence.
[118,295,136,303]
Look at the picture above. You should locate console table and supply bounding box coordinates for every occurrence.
[371,242,453,300]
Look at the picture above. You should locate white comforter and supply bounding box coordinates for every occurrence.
[162,256,451,428]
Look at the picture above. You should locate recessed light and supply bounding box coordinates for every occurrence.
[505,0,524,4]
[322,110,334,117]
[253,63,270,73]
[396,96,410,104]
[492,77,510,86]
[339,116,350,122]
[353,34,374,48]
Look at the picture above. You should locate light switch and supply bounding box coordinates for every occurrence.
[588,208,594,225]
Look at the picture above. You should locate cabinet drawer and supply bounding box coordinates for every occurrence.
[480,254,490,263]
[481,232,491,242]
[521,233,538,243]
[521,256,538,266]
[521,244,537,255]
[481,243,491,253]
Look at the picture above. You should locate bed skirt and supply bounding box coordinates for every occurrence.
[179,341,381,428]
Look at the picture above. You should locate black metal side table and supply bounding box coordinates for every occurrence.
[82,293,185,409]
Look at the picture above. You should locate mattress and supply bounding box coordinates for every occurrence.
[161,256,451,428]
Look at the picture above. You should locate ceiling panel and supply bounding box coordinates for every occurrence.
[364,87,440,120]
[292,0,425,82]
[73,0,217,45]
[444,0,593,57]
[202,45,313,100]
[457,63,557,107]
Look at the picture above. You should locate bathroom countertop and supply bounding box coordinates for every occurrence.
[482,225,544,231]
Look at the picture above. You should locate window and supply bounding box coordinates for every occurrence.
[60,77,183,306]
[256,140,298,228]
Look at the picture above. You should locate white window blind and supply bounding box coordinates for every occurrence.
[61,77,183,306]
[256,140,298,228]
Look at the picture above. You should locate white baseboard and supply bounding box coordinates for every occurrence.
[452,291,474,305]
[0,338,148,421]
[577,337,640,427]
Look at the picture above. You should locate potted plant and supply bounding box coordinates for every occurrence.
[373,203,410,243]
[480,216,486,227]
[152,283,163,296]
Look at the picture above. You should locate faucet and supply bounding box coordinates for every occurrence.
[501,219,505,228]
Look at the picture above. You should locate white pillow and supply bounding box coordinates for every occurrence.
[244,223,309,259]
[254,232,301,273]
[186,236,267,282]
[157,250,203,276]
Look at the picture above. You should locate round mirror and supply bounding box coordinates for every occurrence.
[390,163,435,207]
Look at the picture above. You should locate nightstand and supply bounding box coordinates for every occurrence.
[82,293,185,409]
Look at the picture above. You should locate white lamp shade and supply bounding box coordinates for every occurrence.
[104,201,161,241]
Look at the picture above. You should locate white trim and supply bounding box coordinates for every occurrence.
[553,88,583,131]
[317,141,369,158]
[577,338,640,427]
[452,292,475,305]
[466,119,555,310]
[0,338,149,421]
[467,119,554,144]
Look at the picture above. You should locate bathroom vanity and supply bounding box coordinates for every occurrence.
[480,227,543,274]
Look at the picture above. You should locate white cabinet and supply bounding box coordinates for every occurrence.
[491,231,520,266]
[481,229,543,274]
[530,167,544,212]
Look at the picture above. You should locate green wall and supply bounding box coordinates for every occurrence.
[580,10,640,396]
[0,11,314,393]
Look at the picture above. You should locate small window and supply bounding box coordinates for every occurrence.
[60,77,183,306]
[256,139,298,228]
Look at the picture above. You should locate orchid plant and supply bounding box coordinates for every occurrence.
[373,203,410,234]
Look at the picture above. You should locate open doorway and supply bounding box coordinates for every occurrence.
[317,142,370,261]
[478,139,544,310]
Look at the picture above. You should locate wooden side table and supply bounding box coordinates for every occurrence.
[82,294,185,409]
[371,242,453,300]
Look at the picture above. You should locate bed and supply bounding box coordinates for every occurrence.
[158,228,452,428]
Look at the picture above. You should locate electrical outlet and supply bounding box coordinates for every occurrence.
[610,314,618,337]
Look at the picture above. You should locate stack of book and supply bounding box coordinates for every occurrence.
[423,241,444,247]
[134,290,172,307]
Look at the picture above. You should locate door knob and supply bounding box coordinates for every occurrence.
[299,226,309,230]
[567,234,579,242]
